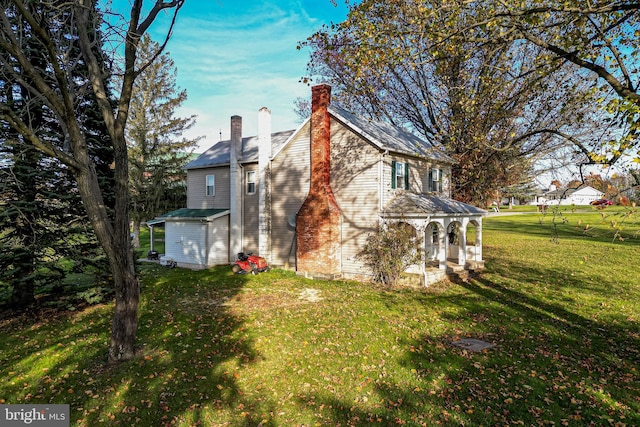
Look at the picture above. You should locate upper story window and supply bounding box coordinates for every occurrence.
[206,174,215,196]
[391,160,409,190]
[246,171,256,195]
[429,167,443,193]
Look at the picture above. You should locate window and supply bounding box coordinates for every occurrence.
[429,167,443,193]
[246,170,256,194]
[391,160,409,190]
[206,174,215,196]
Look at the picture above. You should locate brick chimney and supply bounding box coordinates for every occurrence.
[296,84,342,277]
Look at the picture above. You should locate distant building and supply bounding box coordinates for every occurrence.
[537,186,604,206]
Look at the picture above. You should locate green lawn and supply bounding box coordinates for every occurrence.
[1,210,639,426]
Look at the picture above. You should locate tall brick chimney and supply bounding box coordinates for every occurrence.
[296,84,342,277]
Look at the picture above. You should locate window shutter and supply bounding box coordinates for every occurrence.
[391,161,397,189]
[438,169,443,193]
[428,170,433,192]
[404,163,410,190]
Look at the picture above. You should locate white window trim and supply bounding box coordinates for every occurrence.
[206,174,215,196]
[246,170,256,195]
[396,161,405,189]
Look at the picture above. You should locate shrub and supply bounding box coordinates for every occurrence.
[357,221,422,286]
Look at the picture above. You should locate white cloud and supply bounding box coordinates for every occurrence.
[143,0,345,151]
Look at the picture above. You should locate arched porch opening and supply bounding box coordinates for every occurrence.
[447,221,463,263]
[425,221,445,269]
[465,219,483,269]
[392,220,422,272]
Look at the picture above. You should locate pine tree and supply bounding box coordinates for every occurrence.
[127,34,201,248]
[0,2,114,310]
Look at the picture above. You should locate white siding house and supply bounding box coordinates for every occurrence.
[151,85,486,284]
[539,186,604,206]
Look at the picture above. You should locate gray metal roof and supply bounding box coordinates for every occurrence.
[383,193,487,216]
[187,106,453,170]
[185,130,296,170]
[328,106,454,163]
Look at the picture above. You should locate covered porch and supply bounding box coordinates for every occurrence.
[383,193,487,285]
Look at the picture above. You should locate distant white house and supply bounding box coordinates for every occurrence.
[537,186,604,206]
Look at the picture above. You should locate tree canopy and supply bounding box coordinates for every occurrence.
[430,0,640,167]
[301,0,640,204]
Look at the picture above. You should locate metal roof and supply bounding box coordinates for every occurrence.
[187,106,453,170]
[328,106,454,163]
[185,130,295,170]
[383,193,487,217]
[147,208,229,225]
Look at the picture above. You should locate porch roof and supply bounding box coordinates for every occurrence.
[383,193,487,217]
[147,208,229,225]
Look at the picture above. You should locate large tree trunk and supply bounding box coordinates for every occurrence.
[1,0,184,366]
[74,130,139,363]
[108,249,139,362]
[109,123,139,362]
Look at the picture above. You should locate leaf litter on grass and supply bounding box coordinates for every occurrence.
[1,224,639,426]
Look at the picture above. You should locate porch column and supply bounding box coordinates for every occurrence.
[475,219,483,262]
[457,220,467,267]
[149,225,155,252]
[412,221,428,285]
[437,220,447,270]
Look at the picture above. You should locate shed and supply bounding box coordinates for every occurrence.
[149,208,230,269]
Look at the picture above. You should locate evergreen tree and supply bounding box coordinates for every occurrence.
[301,1,614,206]
[126,34,201,248]
[0,2,114,309]
[1,0,185,363]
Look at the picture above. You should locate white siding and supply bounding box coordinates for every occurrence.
[165,217,229,268]
[382,156,432,206]
[165,221,207,267]
[243,163,259,252]
[330,122,381,276]
[270,123,311,267]
[187,167,230,209]
[207,216,230,265]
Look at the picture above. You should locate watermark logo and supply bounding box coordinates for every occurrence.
[1,405,69,427]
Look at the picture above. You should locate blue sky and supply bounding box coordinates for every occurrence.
[130,0,350,152]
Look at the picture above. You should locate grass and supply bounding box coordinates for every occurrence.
[1,209,639,426]
[137,226,165,256]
